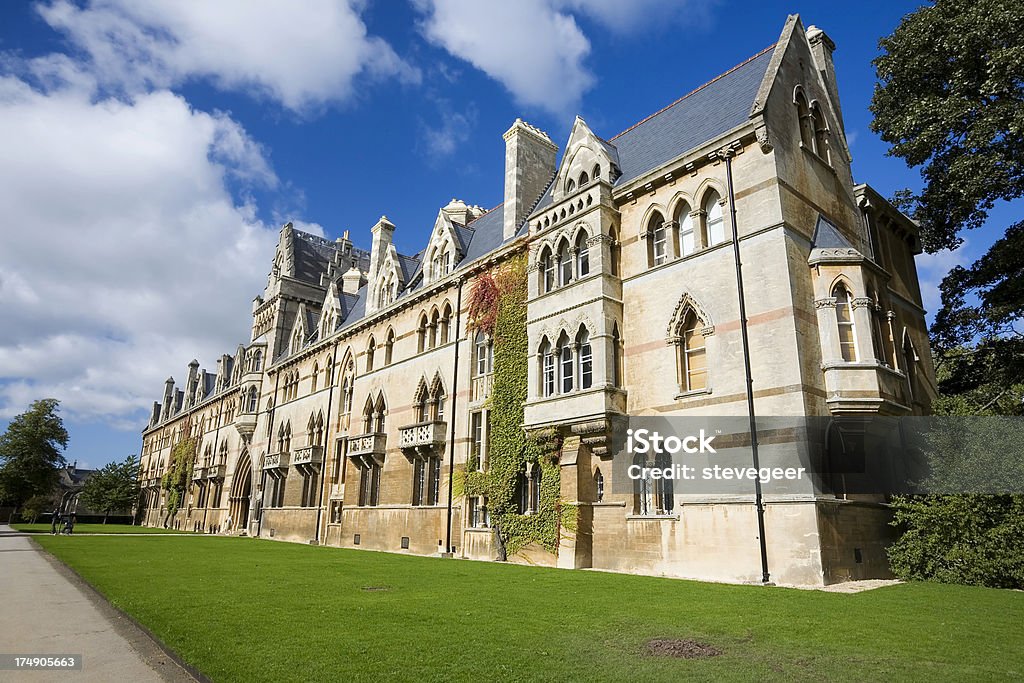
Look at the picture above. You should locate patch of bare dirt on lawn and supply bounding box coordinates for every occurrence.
[645,638,722,659]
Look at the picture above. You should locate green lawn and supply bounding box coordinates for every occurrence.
[13,523,192,534]
[35,535,1024,683]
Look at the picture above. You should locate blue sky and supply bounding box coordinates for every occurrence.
[0,0,1008,469]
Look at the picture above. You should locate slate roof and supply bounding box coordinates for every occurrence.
[452,224,475,253]
[291,231,338,285]
[810,214,855,250]
[271,45,777,353]
[396,252,422,283]
[610,46,774,187]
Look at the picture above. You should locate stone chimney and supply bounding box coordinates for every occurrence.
[806,25,844,133]
[503,119,557,241]
[442,198,471,225]
[162,377,175,419]
[186,359,199,407]
[342,267,366,295]
[368,216,395,277]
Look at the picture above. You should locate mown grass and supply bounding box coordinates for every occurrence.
[13,523,192,534]
[35,535,1024,682]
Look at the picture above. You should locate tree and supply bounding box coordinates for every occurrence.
[871,0,1024,389]
[871,1,1024,587]
[20,494,54,524]
[0,399,69,515]
[80,454,140,524]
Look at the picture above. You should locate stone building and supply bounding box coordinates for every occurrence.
[138,16,935,586]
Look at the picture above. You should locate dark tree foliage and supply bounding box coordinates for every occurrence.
[871,0,1024,250]
[81,454,141,524]
[872,0,1024,588]
[0,399,68,509]
[872,0,1024,371]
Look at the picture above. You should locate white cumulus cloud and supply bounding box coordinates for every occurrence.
[413,0,715,116]
[414,0,594,116]
[0,71,279,425]
[36,0,420,112]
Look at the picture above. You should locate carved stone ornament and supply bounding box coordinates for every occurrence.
[755,123,772,153]
[851,297,874,310]
[814,297,837,309]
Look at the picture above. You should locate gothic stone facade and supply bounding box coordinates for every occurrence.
[138,17,935,586]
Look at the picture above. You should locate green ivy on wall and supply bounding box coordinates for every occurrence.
[161,437,196,524]
[464,252,577,559]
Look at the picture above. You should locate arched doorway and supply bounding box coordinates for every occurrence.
[229,451,252,532]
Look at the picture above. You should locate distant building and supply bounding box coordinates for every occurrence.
[138,16,935,585]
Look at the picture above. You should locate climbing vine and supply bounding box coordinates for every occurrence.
[464,252,577,558]
[161,437,196,525]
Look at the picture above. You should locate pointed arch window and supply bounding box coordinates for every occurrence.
[540,339,555,397]
[704,192,725,247]
[414,380,429,423]
[540,247,555,293]
[558,332,573,394]
[474,331,492,376]
[577,327,593,390]
[903,334,918,402]
[594,468,604,502]
[610,226,620,277]
[246,386,258,413]
[811,102,829,161]
[834,285,857,362]
[575,231,590,277]
[677,310,708,392]
[675,203,695,256]
[431,380,446,422]
[417,313,428,353]
[366,337,376,372]
[796,89,813,148]
[578,170,589,186]
[530,465,542,513]
[612,324,622,387]
[384,328,395,366]
[311,363,319,393]
[558,239,573,286]
[647,211,667,266]
[440,302,452,345]
[428,309,439,349]
[566,178,576,194]
[373,394,387,434]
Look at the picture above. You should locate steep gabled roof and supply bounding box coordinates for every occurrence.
[610,45,776,188]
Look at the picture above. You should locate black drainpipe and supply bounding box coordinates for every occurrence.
[444,277,465,555]
[724,149,771,585]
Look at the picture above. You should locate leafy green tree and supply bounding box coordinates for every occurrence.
[81,454,140,524]
[0,399,69,515]
[886,351,1024,588]
[872,0,1024,588]
[20,494,54,523]
[871,0,1024,391]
